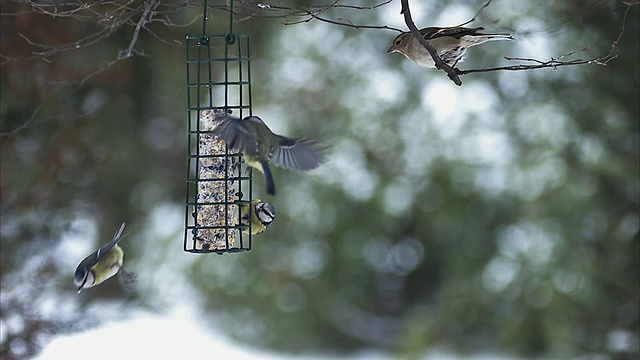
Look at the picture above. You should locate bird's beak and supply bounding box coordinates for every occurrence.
[387,46,395,54]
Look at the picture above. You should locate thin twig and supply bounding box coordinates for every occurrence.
[283,10,403,32]
[457,1,637,76]
[0,81,97,146]
[456,0,494,27]
[79,49,150,86]
[123,0,158,58]
[280,0,402,32]
[458,57,610,75]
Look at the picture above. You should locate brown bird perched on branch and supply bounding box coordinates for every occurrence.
[387,26,513,68]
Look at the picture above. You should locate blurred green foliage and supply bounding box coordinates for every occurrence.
[1,0,638,359]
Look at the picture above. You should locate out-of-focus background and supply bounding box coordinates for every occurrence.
[1,0,638,359]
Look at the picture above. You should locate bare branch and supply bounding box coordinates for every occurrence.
[280,0,402,32]
[3,4,139,65]
[459,57,609,75]
[78,49,149,86]
[457,1,637,76]
[283,10,403,32]
[0,81,98,146]
[2,0,637,101]
[123,0,159,58]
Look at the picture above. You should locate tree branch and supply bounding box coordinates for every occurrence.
[280,0,402,32]
[283,10,403,32]
[457,1,637,76]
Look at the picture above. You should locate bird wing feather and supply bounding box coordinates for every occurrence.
[424,26,485,40]
[76,222,125,272]
[213,116,259,156]
[95,222,126,262]
[271,136,327,171]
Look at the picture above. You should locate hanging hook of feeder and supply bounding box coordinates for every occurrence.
[226,0,236,45]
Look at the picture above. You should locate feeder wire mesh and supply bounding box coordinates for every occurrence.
[184,0,254,254]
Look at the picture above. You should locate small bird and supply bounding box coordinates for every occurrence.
[74,223,136,293]
[387,26,513,68]
[213,113,327,195]
[240,199,276,235]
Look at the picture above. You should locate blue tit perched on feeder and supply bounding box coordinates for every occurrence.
[213,113,327,196]
[241,199,275,235]
[74,222,136,293]
[388,26,513,68]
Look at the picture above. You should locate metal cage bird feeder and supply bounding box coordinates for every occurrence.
[184,0,254,254]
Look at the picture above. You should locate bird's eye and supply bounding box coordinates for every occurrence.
[395,39,402,45]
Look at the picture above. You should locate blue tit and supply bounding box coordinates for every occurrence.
[388,26,513,68]
[213,113,327,195]
[240,199,275,235]
[74,222,136,293]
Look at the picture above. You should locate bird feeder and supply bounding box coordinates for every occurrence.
[184,0,253,254]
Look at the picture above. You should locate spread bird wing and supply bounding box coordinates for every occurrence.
[421,26,485,40]
[95,222,126,262]
[76,222,126,271]
[271,136,327,171]
[213,116,259,156]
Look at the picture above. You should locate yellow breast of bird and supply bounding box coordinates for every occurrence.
[92,244,124,285]
[243,156,265,173]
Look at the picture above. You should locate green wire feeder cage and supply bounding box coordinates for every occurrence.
[184,1,254,254]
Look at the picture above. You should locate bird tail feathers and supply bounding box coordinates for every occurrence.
[260,159,276,195]
[481,34,513,41]
[461,33,513,46]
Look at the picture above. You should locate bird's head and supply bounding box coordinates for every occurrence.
[387,32,412,55]
[74,266,93,292]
